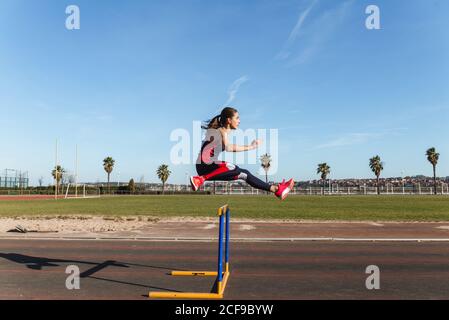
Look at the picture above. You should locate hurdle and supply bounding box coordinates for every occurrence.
[149,204,231,299]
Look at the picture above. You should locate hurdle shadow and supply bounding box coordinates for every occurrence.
[0,252,183,292]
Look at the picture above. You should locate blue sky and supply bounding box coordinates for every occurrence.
[0,0,448,185]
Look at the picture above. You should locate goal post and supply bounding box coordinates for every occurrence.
[65,183,71,199]
[64,183,100,199]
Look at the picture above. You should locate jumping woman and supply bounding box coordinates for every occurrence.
[190,107,295,200]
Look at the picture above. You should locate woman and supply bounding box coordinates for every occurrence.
[190,107,294,200]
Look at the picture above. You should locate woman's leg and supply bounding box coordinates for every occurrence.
[208,166,272,192]
[198,162,236,180]
[194,162,296,198]
[195,162,278,193]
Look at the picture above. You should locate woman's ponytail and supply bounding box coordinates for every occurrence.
[202,115,221,129]
[202,107,238,130]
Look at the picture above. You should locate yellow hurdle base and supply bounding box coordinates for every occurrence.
[171,271,218,276]
[149,271,230,299]
[149,292,224,299]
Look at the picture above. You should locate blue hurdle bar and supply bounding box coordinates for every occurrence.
[217,212,224,283]
[225,206,230,272]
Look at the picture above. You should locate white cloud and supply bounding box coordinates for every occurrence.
[277,0,354,66]
[314,127,407,150]
[315,133,382,149]
[276,0,318,60]
[224,75,249,106]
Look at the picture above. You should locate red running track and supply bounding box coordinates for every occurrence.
[0,195,66,201]
[1,239,449,299]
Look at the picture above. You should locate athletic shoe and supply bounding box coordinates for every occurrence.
[190,176,205,191]
[275,178,294,200]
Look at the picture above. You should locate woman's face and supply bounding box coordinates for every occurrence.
[228,112,240,129]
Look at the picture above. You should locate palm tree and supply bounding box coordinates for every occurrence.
[426,147,440,195]
[260,153,272,194]
[103,157,115,194]
[128,178,135,194]
[51,165,66,194]
[38,176,44,188]
[157,164,171,194]
[369,155,384,195]
[317,163,330,195]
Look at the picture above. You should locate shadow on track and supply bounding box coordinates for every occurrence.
[0,252,183,292]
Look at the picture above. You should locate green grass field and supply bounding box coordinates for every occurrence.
[1,195,449,221]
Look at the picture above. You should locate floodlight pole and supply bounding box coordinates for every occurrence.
[75,144,78,197]
[55,139,58,200]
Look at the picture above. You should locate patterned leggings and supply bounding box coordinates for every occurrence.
[196,161,271,192]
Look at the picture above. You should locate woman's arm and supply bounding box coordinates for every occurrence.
[221,129,262,152]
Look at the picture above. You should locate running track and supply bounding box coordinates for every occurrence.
[1,239,449,299]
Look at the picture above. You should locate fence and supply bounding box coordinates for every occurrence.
[4,182,446,196]
[292,184,449,195]
[0,185,100,197]
[0,170,29,189]
[109,182,449,196]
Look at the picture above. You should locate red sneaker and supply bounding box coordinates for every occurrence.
[190,176,205,191]
[275,178,294,200]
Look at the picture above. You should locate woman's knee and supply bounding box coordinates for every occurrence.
[236,169,251,181]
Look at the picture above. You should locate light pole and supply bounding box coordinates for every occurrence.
[75,144,78,197]
[401,170,405,194]
[55,139,58,200]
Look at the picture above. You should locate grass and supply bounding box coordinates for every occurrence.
[1,195,449,221]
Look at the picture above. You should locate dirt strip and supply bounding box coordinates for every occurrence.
[2,217,449,240]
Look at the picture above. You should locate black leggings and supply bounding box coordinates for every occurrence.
[196,162,271,192]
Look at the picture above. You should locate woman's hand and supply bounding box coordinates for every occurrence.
[251,139,263,149]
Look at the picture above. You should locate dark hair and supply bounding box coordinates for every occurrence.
[202,107,238,129]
